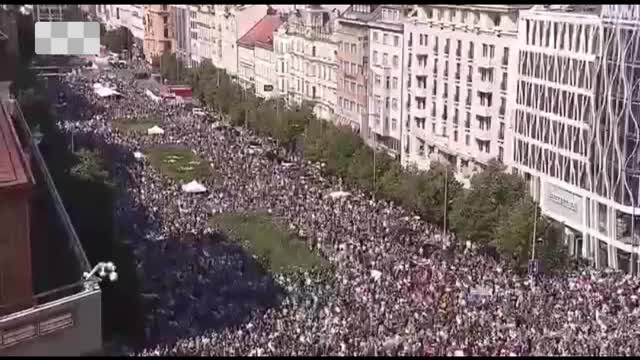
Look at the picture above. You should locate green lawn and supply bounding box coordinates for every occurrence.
[112,117,160,134]
[210,213,329,274]
[145,145,212,182]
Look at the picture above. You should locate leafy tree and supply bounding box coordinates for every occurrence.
[102,26,135,55]
[416,162,463,226]
[449,160,526,246]
[493,196,537,268]
[70,149,112,185]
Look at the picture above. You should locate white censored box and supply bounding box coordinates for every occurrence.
[35,22,100,55]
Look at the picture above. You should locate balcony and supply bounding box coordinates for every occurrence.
[476,103,493,117]
[475,128,492,141]
[476,56,495,69]
[0,99,102,356]
[476,151,494,164]
[474,74,494,93]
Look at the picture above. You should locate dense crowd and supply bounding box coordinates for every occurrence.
[51,63,640,356]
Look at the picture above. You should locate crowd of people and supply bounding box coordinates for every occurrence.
[50,63,640,356]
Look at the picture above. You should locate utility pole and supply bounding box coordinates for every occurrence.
[443,166,448,239]
[530,202,539,291]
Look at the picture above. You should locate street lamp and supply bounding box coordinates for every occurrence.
[83,261,118,290]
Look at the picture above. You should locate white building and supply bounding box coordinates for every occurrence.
[367,5,407,156]
[188,5,200,67]
[95,5,144,49]
[237,13,285,97]
[402,5,525,186]
[513,5,640,273]
[274,26,291,99]
[196,5,213,64]
[274,5,345,122]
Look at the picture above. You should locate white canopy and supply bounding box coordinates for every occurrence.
[94,86,121,98]
[181,180,207,194]
[147,126,165,135]
[133,151,146,160]
[329,190,351,199]
[145,89,161,103]
[370,269,382,281]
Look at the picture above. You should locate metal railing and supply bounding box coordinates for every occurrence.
[9,99,91,274]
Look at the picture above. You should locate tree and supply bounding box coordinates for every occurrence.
[415,162,463,226]
[102,26,134,55]
[493,196,537,268]
[70,149,112,185]
[448,160,526,246]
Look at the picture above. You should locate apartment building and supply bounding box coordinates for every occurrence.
[275,5,345,122]
[512,5,640,272]
[335,5,378,134]
[188,5,200,67]
[196,5,213,65]
[237,13,284,97]
[274,26,290,99]
[402,5,526,185]
[367,5,407,156]
[34,5,66,22]
[173,5,191,66]
[143,5,176,64]
[109,5,144,47]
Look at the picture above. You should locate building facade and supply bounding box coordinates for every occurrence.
[173,5,191,66]
[236,13,284,97]
[512,5,640,272]
[34,5,66,22]
[402,5,524,186]
[335,5,378,134]
[367,5,407,156]
[196,5,212,65]
[143,5,176,64]
[275,5,342,122]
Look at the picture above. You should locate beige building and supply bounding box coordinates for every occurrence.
[143,5,175,64]
[274,5,346,122]
[402,5,526,186]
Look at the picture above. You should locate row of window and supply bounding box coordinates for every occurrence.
[340,79,365,97]
[408,34,510,66]
[372,31,401,47]
[337,97,366,115]
[340,60,364,77]
[290,55,336,82]
[372,51,400,68]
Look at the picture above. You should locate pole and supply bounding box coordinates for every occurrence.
[530,202,538,291]
[632,194,637,276]
[373,149,376,201]
[443,166,448,238]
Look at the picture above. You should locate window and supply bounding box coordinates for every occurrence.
[312,46,316,57]
[373,31,379,42]
[383,33,389,45]
[468,41,474,59]
[394,35,400,47]
[392,118,398,131]
[386,76,390,89]
[351,63,357,74]
[502,48,509,66]
[383,53,389,66]
[465,133,470,145]
[375,75,381,86]
[373,51,378,64]
[164,28,169,38]
[392,98,398,110]
[482,43,488,57]
[393,77,398,89]
[385,97,390,109]
[393,55,399,68]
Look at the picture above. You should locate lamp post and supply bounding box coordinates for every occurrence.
[83,261,118,290]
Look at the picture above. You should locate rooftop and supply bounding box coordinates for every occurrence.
[0,97,32,191]
[237,13,284,50]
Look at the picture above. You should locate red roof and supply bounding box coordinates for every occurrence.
[237,14,284,50]
[0,103,32,192]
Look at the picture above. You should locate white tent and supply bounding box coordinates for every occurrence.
[145,89,161,103]
[133,151,146,160]
[370,269,382,281]
[95,86,121,98]
[147,126,165,135]
[181,180,207,194]
[329,190,351,199]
